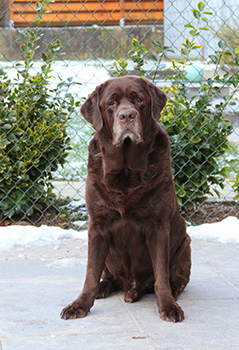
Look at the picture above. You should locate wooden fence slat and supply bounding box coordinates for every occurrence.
[10,11,163,22]
[12,2,163,13]
[9,0,164,27]
[12,0,113,3]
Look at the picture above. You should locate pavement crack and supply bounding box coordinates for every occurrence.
[118,294,156,350]
[192,248,239,293]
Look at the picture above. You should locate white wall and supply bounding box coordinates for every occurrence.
[164,0,239,59]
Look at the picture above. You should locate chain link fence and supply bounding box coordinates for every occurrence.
[0,0,239,228]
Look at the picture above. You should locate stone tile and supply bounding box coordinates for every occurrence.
[0,263,138,338]
[1,239,239,350]
[122,297,239,349]
[192,238,239,287]
[2,333,152,350]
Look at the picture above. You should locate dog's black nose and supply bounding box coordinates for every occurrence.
[118,109,136,122]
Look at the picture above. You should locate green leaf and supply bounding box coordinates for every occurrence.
[132,38,139,48]
[35,2,42,11]
[199,27,209,31]
[209,54,219,64]
[218,40,225,49]
[0,138,11,149]
[184,24,194,29]
[221,65,230,73]
[20,44,27,52]
[41,52,48,61]
[128,49,136,56]
[189,29,198,36]
[56,38,61,46]
[203,11,213,15]
[147,53,158,61]
[180,47,188,55]
[192,9,200,19]
[198,1,205,11]
[1,124,11,130]
[15,63,23,67]
[152,40,162,48]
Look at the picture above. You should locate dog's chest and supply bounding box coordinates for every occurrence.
[106,217,153,285]
[110,216,145,244]
[109,217,149,262]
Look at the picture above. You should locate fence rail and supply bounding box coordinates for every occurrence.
[8,0,164,27]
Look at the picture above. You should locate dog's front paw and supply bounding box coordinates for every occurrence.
[160,302,185,323]
[60,301,89,320]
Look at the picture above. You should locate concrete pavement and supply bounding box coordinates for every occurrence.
[0,237,239,350]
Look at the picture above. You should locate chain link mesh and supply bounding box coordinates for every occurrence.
[0,0,238,227]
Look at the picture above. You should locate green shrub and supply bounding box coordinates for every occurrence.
[162,81,232,205]
[233,174,239,200]
[111,1,239,207]
[0,0,75,219]
[217,19,239,72]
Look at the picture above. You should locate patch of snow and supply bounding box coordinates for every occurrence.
[73,220,87,228]
[66,199,86,208]
[187,216,239,244]
[1,60,111,99]
[0,216,239,253]
[47,257,86,268]
[0,225,87,251]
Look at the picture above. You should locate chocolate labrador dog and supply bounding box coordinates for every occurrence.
[61,76,191,322]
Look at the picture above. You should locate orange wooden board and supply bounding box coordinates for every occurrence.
[9,0,164,27]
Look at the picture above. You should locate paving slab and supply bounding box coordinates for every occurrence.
[0,237,239,350]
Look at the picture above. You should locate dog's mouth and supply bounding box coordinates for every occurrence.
[122,131,138,143]
[123,136,132,148]
[113,130,143,147]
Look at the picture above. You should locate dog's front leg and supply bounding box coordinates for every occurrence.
[61,224,110,320]
[146,223,185,322]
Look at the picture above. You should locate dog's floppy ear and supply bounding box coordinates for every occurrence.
[147,80,167,121]
[80,84,103,131]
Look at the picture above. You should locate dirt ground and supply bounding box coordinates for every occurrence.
[1,200,239,228]
[182,201,239,225]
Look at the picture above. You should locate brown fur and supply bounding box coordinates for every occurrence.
[61,76,191,322]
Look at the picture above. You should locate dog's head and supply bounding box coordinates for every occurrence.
[81,76,167,147]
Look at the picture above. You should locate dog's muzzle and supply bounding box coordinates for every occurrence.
[112,108,143,146]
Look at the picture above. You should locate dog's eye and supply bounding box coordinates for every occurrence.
[108,100,115,106]
[137,97,143,103]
